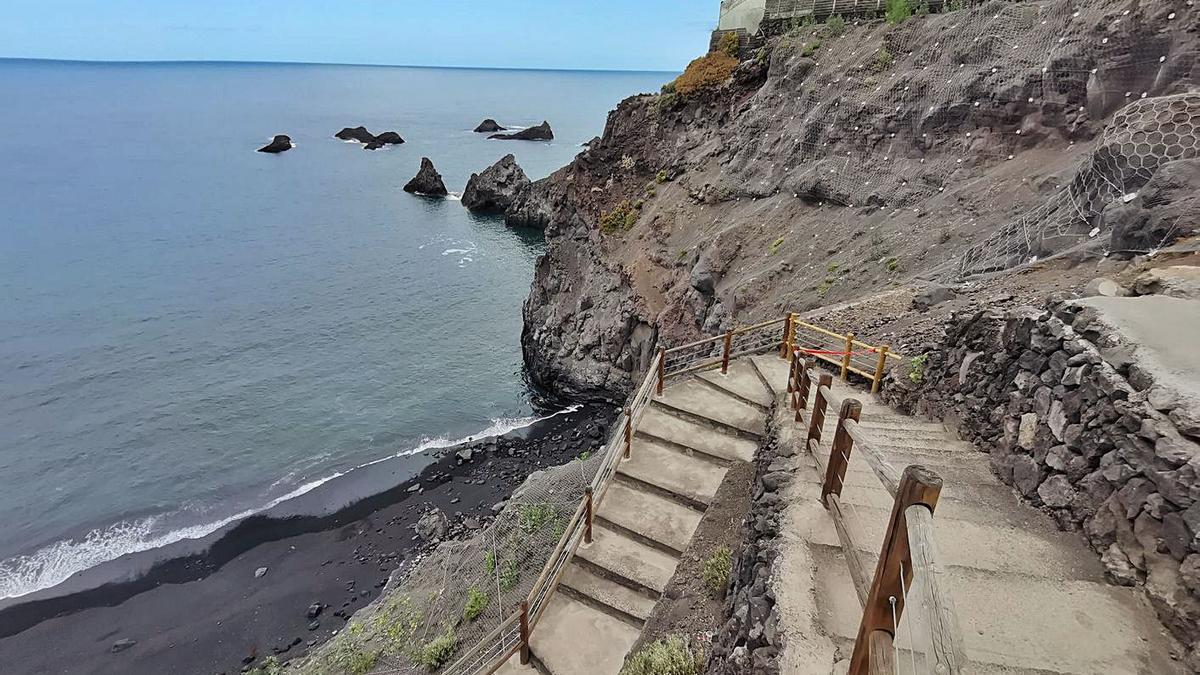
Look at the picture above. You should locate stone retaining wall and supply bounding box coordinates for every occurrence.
[707,417,788,674]
[883,298,1200,665]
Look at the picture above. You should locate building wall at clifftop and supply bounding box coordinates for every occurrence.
[883,299,1200,664]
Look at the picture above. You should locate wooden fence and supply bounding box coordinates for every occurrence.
[789,356,966,674]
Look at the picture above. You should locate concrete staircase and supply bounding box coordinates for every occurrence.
[499,358,772,675]
[757,357,1185,675]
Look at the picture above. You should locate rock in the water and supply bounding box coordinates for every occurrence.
[373,131,405,145]
[306,603,323,619]
[489,121,554,141]
[257,134,293,154]
[254,566,268,578]
[462,154,531,213]
[403,158,449,197]
[912,284,957,310]
[415,508,449,542]
[474,119,506,133]
[110,638,137,653]
[335,126,376,144]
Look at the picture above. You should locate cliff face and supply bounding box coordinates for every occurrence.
[514,0,1198,400]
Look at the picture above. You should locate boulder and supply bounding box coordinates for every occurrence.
[415,508,449,542]
[462,154,531,213]
[257,134,293,154]
[489,121,554,141]
[1106,158,1200,255]
[110,638,137,653]
[403,158,449,197]
[911,284,956,310]
[373,131,405,145]
[335,126,376,144]
[1083,277,1129,298]
[474,119,506,133]
[1133,266,1200,300]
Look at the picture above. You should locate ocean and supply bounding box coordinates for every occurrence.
[0,59,669,600]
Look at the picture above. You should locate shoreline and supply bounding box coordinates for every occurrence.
[0,402,613,674]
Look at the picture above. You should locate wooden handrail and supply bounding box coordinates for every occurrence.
[842,419,902,496]
[848,465,945,675]
[905,504,967,672]
[822,398,862,503]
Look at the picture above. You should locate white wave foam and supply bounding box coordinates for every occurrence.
[446,193,462,201]
[0,405,580,600]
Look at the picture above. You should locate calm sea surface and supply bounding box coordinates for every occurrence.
[0,59,669,599]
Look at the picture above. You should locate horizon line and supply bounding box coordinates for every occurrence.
[0,56,679,75]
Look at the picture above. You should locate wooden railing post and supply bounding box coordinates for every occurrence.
[797,357,815,411]
[656,348,666,395]
[623,408,632,459]
[779,313,795,359]
[583,487,594,544]
[841,332,855,381]
[821,398,862,502]
[805,373,834,439]
[871,346,890,395]
[519,600,531,665]
[787,348,797,394]
[721,330,733,374]
[848,466,944,675]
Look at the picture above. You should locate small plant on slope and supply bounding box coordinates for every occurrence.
[702,546,733,596]
[886,0,913,24]
[719,31,741,59]
[600,200,639,234]
[908,354,928,384]
[769,237,785,255]
[500,559,519,591]
[824,14,846,37]
[462,587,489,622]
[411,625,457,670]
[620,636,703,675]
[872,47,895,72]
[484,549,496,576]
[671,52,739,96]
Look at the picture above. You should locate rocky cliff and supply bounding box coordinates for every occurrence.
[511,0,1197,401]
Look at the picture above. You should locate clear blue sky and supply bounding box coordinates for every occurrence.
[0,0,717,71]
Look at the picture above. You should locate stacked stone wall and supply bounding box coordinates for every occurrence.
[883,298,1200,665]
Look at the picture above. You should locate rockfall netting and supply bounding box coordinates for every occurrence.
[747,0,1197,278]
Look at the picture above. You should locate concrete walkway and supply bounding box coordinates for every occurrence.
[500,356,771,674]
[759,358,1185,675]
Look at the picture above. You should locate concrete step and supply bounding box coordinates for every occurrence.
[750,354,792,395]
[637,405,757,463]
[561,561,657,624]
[575,523,679,594]
[697,359,774,408]
[812,546,1180,674]
[494,655,540,674]
[597,481,703,554]
[806,451,1003,488]
[790,499,1107,583]
[526,592,640,675]
[618,437,728,506]
[656,379,767,437]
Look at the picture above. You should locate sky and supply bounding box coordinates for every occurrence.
[0,0,717,71]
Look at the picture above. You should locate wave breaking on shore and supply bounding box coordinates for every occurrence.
[0,406,580,600]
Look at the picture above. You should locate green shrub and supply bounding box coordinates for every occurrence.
[769,237,785,255]
[247,656,284,675]
[801,40,822,57]
[886,257,900,272]
[500,560,519,591]
[463,587,489,622]
[872,47,895,72]
[411,626,457,670]
[519,503,558,533]
[824,14,846,37]
[661,81,676,95]
[621,636,703,675]
[656,169,669,184]
[945,0,965,10]
[484,549,496,575]
[886,0,912,24]
[600,200,640,234]
[827,262,840,273]
[719,31,741,59]
[702,547,733,595]
[671,52,739,96]
[908,354,928,384]
[653,92,679,116]
[577,450,591,461]
[915,0,931,15]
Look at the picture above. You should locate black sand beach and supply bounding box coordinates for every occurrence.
[0,404,612,675]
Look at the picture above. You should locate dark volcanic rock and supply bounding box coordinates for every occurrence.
[110,638,137,653]
[462,154,531,213]
[335,126,376,144]
[489,121,553,141]
[373,131,405,145]
[474,119,506,133]
[257,135,293,154]
[403,157,449,197]
[1106,158,1200,256]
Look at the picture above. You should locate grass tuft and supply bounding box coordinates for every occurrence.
[702,546,732,596]
[620,636,703,675]
[463,587,489,622]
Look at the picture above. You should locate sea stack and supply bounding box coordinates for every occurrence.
[474,119,506,133]
[403,158,449,197]
[462,154,531,213]
[256,135,293,153]
[335,126,376,144]
[489,121,554,141]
